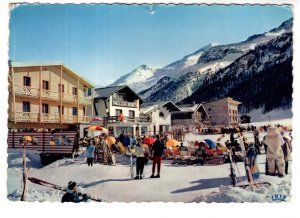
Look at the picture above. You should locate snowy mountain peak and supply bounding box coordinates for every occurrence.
[110,64,157,92]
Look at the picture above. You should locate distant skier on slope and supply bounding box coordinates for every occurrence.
[61,181,88,203]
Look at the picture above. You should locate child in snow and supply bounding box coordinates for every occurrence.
[263,127,285,177]
[61,181,88,203]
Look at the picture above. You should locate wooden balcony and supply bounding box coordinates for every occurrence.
[111,98,138,108]
[14,85,39,98]
[10,85,93,105]
[105,116,149,124]
[9,112,92,124]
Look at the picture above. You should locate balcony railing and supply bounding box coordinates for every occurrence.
[41,89,60,100]
[80,96,93,105]
[111,99,138,108]
[10,85,92,105]
[13,111,39,122]
[9,112,91,124]
[42,113,60,123]
[105,116,149,124]
[14,85,39,98]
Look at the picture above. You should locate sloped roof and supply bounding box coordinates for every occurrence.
[9,61,94,88]
[94,85,143,102]
[176,103,210,117]
[140,101,180,114]
[177,104,199,112]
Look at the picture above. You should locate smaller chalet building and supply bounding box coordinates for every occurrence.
[172,103,211,133]
[92,86,149,136]
[140,101,180,135]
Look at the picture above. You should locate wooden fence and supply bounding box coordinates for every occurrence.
[7,131,79,155]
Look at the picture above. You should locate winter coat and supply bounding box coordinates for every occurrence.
[152,140,165,156]
[282,137,292,161]
[86,144,95,158]
[61,190,88,203]
[134,145,145,157]
[263,127,285,175]
[123,137,130,147]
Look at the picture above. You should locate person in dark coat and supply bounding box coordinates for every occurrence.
[61,181,88,203]
[150,135,165,178]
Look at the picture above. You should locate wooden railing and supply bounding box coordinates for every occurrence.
[11,85,92,105]
[41,89,60,100]
[42,113,60,123]
[105,116,149,123]
[9,112,91,124]
[79,96,93,105]
[13,112,39,122]
[14,85,39,98]
[62,115,78,123]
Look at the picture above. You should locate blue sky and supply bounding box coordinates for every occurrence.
[9,4,292,87]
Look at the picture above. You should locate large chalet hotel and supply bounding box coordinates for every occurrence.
[8,62,242,137]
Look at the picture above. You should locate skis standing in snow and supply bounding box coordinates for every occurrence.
[228,148,237,186]
[247,143,260,180]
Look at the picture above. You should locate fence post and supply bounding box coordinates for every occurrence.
[42,131,45,153]
[12,131,15,148]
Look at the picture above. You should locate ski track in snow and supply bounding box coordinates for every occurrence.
[7,133,292,203]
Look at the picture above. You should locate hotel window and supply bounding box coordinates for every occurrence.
[23,76,31,87]
[23,101,30,112]
[116,109,122,116]
[58,105,64,115]
[58,84,65,93]
[129,110,135,118]
[42,104,49,114]
[72,107,78,116]
[87,88,92,96]
[72,87,77,95]
[42,80,49,90]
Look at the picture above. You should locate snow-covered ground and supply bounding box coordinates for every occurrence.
[7,133,292,203]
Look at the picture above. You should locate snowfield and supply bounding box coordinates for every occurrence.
[7,134,292,203]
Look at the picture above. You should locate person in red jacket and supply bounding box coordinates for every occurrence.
[150,135,166,178]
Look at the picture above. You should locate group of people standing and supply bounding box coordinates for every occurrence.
[131,134,166,179]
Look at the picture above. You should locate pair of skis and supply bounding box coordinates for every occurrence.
[228,142,271,189]
[28,177,103,202]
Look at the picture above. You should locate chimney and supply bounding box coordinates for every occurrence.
[193,101,195,106]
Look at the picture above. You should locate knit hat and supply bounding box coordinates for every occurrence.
[68,181,77,190]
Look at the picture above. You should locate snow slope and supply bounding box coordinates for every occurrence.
[7,133,292,203]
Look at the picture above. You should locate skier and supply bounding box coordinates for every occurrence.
[263,127,285,177]
[61,181,88,203]
[86,139,95,166]
[150,135,165,178]
[133,138,146,179]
